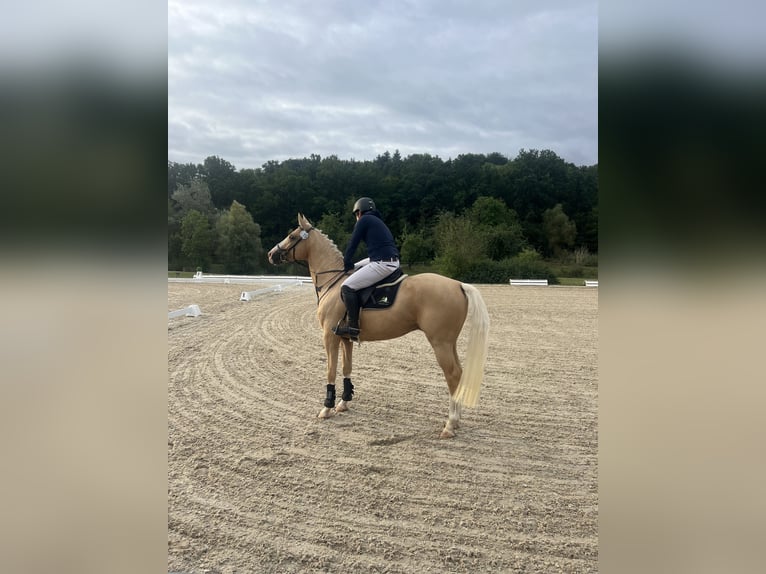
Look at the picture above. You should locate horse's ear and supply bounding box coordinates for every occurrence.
[298,213,312,229]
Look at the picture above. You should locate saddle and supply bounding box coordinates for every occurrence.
[347,267,407,310]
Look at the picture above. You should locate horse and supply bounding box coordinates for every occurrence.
[267,213,490,438]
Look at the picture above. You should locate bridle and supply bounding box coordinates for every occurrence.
[271,226,312,264]
[271,226,348,304]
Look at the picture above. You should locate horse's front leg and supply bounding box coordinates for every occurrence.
[335,338,354,413]
[318,330,341,418]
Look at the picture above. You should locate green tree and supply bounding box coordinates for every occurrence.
[202,155,238,208]
[468,196,514,228]
[171,179,216,221]
[167,150,597,273]
[467,196,527,259]
[316,211,351,253]
[168,197,183,270]
[180,210,214,270]
[400,228,435,267]
[542,203,577,257]
[216,201,263,274]
[168,161,201,198]
[433,212,482,279]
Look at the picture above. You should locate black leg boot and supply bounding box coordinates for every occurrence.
[333,286,361,341]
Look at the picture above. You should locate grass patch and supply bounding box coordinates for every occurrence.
[556,277,594,286]
[547,263,598,280]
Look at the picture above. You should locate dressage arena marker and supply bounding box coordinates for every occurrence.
[168,304,202,319]
[510,279,549,286]
[240,280,303,301]
[584,280,599,287]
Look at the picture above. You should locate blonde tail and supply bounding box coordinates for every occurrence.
[453,284,489,408]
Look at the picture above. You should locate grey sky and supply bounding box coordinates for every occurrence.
[168,0,598,170]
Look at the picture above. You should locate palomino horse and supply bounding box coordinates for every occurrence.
[267,214,489,438]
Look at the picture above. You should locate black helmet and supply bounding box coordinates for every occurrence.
[352,197,375,215]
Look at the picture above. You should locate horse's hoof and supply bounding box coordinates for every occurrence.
[439,428,455,439]
[318,407,336,419]
[335,400,349,413]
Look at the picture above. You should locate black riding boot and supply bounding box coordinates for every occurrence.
[333,285,361,341]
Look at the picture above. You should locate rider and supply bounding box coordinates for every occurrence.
[333,197,400,340]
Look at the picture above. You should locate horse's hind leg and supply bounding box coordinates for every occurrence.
[430,339,463,438]
[335,338,354,413]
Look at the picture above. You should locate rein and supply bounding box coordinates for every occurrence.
[313,269,348,305]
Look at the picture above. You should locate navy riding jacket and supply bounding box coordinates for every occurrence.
[343,210,399,269]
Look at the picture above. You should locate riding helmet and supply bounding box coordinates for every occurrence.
[352,197,375,215]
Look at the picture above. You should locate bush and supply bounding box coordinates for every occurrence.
[400,229,435,266]
[451,257,558,284]
[516,247,542,263]
[505,257,558,284]
[573,246,598,266]
[563,265,584,278]
[432,212,480,278]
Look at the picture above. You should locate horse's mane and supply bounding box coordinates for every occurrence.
[314,227,344,260]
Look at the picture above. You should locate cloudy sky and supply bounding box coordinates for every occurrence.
[168,0,598,170]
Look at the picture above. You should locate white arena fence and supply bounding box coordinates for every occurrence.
[240,280,304,301]
[192,271,313,285]
[168,274,311,313]
[168,272,313,285]
[507,278,599,287]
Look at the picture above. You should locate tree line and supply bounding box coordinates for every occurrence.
[168,149,597,282]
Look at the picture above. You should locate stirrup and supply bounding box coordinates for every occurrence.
[332,324,360,341]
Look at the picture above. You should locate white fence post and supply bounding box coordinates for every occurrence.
[509,279,549,286]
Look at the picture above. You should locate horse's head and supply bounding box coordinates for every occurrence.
[267,213,314,265]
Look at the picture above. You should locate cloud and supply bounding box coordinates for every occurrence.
[168,0,598,168]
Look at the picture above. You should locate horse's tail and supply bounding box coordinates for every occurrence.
[454,283,490,408]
